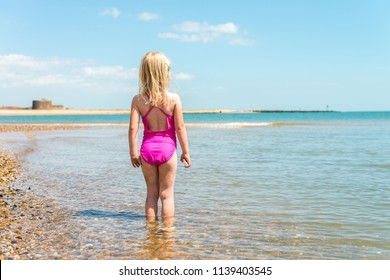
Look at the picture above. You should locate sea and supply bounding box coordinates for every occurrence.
[1,111,389,260]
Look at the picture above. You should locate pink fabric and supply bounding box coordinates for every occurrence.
[140,106,177,166]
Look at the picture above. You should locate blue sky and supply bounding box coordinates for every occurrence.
[0,0,389,111]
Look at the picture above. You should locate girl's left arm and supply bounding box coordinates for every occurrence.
[173,95,191,168]
[129,97,142,168]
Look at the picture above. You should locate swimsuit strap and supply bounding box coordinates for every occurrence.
[143,92,173,117]
[142,106,174,132]
[144,106,172,118]
[143,106,154,118]
[156,107,172,117]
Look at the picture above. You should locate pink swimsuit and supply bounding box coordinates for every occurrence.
[140,106,177,166]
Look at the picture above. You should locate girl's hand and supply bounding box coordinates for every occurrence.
[180,153,191,168]
[131,155,142,168]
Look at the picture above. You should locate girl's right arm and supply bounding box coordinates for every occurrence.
[173,95,191,168]
[129,96,142,168]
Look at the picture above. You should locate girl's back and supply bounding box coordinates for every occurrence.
[136,93,177,132]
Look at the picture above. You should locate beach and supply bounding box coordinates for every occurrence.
[0,152,69,260]
[0,125,84,260]
[0,109,130,116]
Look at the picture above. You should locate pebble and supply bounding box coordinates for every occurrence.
[1,135,75,260]
[0,124,82,133]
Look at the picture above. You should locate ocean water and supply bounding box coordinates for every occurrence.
[1,112,390,259]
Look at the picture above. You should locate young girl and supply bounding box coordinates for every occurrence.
[128,52,191,221]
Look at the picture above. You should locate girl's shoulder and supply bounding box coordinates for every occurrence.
[167,92,181,102]
[167,92,178,98]
[132,94,147,105]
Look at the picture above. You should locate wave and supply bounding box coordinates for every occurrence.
[1,122,310,129]
[185,122,308,128]
[65,122,310,128]
[62,122,274,128]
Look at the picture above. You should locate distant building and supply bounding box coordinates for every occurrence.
[32,99,52,109]
[32,99,64,110]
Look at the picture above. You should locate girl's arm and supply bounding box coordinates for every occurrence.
[129,96,142,168]
[173,95,191,168]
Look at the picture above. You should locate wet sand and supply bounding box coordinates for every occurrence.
[0,125,82,260]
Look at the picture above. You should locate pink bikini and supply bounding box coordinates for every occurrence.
[140,106,177,166]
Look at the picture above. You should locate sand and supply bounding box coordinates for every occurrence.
[0,124,84,133]
[0,109,130,116]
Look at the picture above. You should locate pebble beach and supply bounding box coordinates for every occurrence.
[0,125,82,260]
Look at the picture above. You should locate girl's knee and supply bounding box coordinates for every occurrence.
[159,187,174,201]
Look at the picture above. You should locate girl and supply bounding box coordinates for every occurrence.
[128,52,191,221]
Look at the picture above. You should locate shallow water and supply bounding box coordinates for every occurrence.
[1,112,390,259]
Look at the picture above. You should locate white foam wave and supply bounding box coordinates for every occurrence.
[186,122,273,128]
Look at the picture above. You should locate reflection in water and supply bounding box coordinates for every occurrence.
[140,217,184,260]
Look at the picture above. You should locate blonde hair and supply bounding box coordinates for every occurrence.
[138,52,171,106]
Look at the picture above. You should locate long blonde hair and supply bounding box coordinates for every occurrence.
[138,52,171,107]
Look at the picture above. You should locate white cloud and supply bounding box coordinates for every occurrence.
[101,7,121,18]
[0,54,136,90]
[158,32,205,42]
[83,66,137,79]
[173,21,238,34]
[0,54,82,72]
[158,21,255,46]
[0,54,84,88]
[227,37,256,46]
[138,12,159,21]
[173,72,195,80]
[30,74,73,86]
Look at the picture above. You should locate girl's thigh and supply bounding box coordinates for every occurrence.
[158,152,177,190]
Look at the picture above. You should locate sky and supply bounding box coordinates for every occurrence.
[0,0,389,111]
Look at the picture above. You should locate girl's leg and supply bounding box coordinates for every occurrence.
[141,159,159,220]
[158,152,177,218]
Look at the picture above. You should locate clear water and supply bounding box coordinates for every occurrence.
[1,112,389,259]
[1,111,389,124]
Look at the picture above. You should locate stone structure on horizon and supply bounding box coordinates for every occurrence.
[32,99,64,110]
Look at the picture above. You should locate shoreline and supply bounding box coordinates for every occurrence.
[0,124,85,133]
[0,153,70,260]
[0,125,80,260]
[0,109,130,116]
[0,108,336,116]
